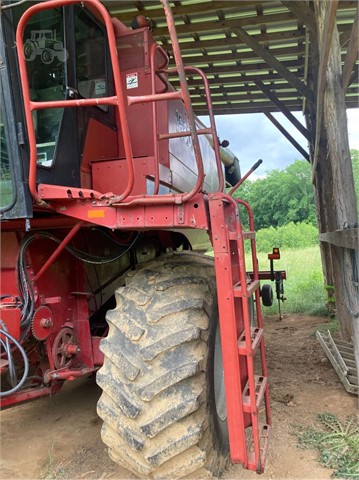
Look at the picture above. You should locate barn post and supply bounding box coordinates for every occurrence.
[305,1,359,370]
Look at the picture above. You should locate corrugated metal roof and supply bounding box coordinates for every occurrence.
[105,1,358,115]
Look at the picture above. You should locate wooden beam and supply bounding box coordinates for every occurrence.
[194,98,359,115]
[347,65,359,90]
[319,228,359,250]
[194,90,301,101]
[109,1,253,21]
[188,83,358,98]
[154,12,298,37]
[193,92,302,106]
[254,80,311,141]
[194,97,358,115]
[158,22,358,53]
[181,45,305,66]
[264,111,310,161]
[188,82,298,95]
[311,0,339,183]
[108,0,356,21]
[281,1,317,33]
[161,30,305,53]
[342,5,359,91]
[168,59,303,76]
[226,23,314,103]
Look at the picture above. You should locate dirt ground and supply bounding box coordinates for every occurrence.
[1,314,357,480]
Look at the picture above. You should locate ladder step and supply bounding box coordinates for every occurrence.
[242,375,267,413]
[247,424,271,473]
[233,279,260,298]
[228,231,255,241]
[238,327,263,355]
[243,231,256,240]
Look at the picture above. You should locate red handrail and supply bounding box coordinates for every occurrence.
[16,0,134,205]
[113,0,223,207]
[149,42,169,195]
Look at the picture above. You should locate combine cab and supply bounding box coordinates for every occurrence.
[0,0,284,477]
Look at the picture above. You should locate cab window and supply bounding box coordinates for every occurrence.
[75,7,108,104]
[0,104,14,209]
[23,8,66,167]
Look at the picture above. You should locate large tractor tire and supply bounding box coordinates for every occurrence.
[97,252,229,479]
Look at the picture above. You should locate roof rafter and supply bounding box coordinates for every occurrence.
[280,1,317,34]
[264,111,310,161]
[342,4,359,91]
[254,80,311,141]
[225,22,314,103]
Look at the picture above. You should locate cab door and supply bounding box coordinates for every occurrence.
[22,4,115,189]
[0,11,32,220]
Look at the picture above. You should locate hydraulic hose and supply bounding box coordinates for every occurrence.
[0,322,29,397]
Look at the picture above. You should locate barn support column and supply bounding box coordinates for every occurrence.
[306,1,358,368]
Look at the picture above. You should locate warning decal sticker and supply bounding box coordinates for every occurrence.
[126,72,138,89]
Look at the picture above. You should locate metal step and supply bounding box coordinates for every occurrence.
[233,279,260,298]
[316,330,358,395]
[242,375,267,413]
[238,327,263,355]
[228,231,256,240]
[247,424,271,473]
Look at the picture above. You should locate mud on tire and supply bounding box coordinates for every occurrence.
[96,252,229,479]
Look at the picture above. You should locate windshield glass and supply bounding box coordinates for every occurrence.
[23,8,66,167]
[0,102,14,210]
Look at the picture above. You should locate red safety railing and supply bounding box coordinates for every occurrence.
[114,0,224,206]
[16,0,135,205]
[16,0,223,207]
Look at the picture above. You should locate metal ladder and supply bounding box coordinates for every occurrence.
[209,193,271,473]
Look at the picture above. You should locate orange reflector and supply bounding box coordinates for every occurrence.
[88,210,105,218]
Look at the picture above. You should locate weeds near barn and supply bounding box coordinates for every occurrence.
[40,443,64,480]
[293,413,359,479]
[255,246,327,316]
[208,245,328,315]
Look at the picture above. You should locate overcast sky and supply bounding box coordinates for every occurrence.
[200,109,359,179]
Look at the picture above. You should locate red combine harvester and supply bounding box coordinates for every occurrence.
[0,0,285,477]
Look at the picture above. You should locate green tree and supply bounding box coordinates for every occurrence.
[235,159,317,230]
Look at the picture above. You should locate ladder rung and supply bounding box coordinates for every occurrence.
[233,279,260,298]
[247,424,271,473]
[238,327,263,355]
[243,231,255,240]
[228,231,255,241]
[242,375,267,413]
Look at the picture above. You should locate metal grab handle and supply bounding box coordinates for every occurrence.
[229,159,263,196]
[149,42,170,195]
[159,0,205,201]
[16,0,134,205]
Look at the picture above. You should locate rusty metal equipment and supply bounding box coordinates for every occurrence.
[0,0,285,476]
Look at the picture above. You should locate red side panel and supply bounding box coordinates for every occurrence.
[92,156,156,196]
[81,118,119,189]
[1,232,19,297]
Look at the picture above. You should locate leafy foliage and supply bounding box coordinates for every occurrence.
[254,221,318,252]
[235,159,317,230]
[253,246,326,316]
[293,413,359,479]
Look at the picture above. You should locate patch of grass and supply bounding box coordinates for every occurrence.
[40,443,64,480]
[253,246,327,316]
[293,413,359,479]
[207,245,327,316]
[314,318,340,336]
